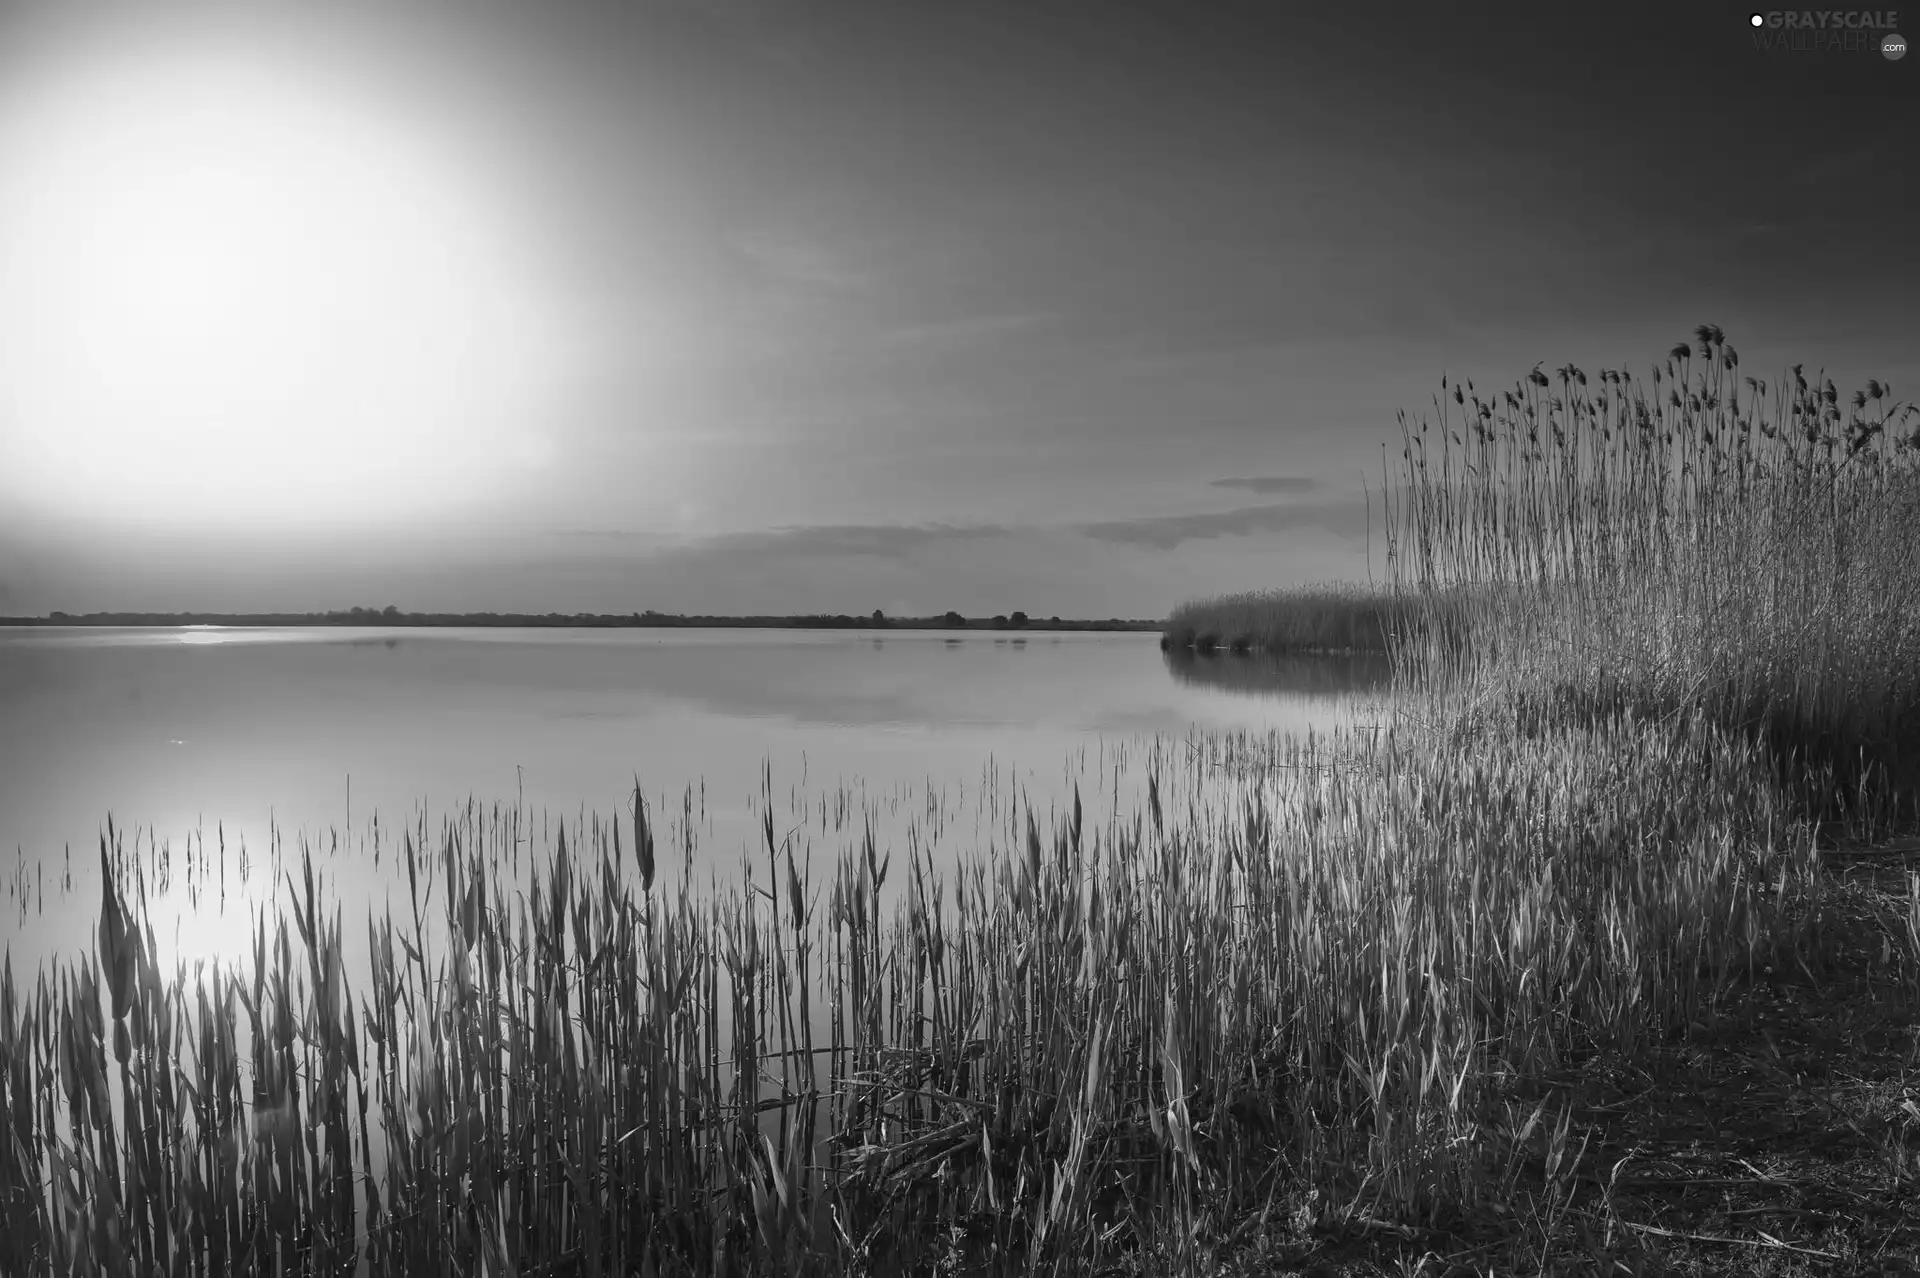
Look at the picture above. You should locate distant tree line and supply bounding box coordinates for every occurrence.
[10,607,1159,632]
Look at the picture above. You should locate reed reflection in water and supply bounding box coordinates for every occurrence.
[1159,645,1394,701]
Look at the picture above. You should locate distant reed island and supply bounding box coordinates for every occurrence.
[3,607,1161,632]
[1160,581,1513,657]
[1161,582,1408,655]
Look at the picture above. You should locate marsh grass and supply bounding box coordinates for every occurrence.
[3,328,1916,1275]
[0,717,1828,1275]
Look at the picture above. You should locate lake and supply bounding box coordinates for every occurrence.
[0,626,1389,974]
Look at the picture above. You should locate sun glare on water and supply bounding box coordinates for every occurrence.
[146,888,274,976]
[0,41,565,532]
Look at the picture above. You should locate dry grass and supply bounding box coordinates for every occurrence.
[1200,840,1920,1276]
[3,327,1917,1275]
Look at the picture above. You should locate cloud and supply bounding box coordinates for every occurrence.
[526,520,1015,564]
[699,520,1013,559]
[1076,497,1369,551]
[550,528,675,542]
[559,499,1372,565]
[1207,475,1319,495]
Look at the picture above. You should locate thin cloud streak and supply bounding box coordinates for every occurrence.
[552,499,1373,565]
[1077,496,1369,552]
[694,520,1014,560]
[1208,475,1319,495]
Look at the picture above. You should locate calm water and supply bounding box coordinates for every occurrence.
[1,626,1387,972]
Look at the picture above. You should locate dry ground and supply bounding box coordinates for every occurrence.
[1198,839,1920,1278]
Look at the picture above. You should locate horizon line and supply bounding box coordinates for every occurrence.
[1,607,1168,627]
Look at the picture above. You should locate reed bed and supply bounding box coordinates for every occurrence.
[1379,324,1920,832]
[2,328,1914,1274]
[0,709,1827,1275]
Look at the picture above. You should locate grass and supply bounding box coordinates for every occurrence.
[2,326,1917,1275]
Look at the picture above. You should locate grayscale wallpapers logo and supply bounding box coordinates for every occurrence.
[1746,10,1907,55]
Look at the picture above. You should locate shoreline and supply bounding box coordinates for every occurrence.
[0,613,1164,632]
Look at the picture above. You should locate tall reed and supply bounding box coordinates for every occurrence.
[1379,325,1920,834]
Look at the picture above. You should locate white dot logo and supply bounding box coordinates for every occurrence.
[1749,12,1765,26]
[1885,32,1908,59]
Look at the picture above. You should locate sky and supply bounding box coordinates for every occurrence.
[0,0,1914,620]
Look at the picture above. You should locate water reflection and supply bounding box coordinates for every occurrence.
[1160,646,1394,699]
[3,627,1393,976]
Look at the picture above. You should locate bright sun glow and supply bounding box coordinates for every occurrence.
[148,887,275,976]
[0,46,564,531]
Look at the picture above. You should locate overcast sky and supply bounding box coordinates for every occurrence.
[0,0,1913,619]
